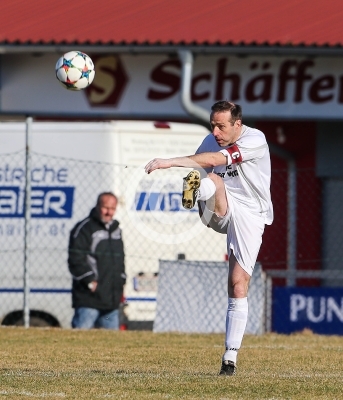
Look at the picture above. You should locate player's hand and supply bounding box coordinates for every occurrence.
[88,281,98,292]
[145,158,172,174]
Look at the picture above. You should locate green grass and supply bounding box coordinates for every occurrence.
[0,327,342,399]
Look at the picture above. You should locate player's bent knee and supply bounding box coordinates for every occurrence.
[207,172,222,185]
[228,280,250,298]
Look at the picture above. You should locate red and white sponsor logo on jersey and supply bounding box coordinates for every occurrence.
[226,145,242,164]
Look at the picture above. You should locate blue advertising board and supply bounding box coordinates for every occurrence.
[273,287,343,334]
[135,191,197,212]
[0,186,74,218]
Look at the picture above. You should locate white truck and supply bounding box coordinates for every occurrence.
[0,120,227,328]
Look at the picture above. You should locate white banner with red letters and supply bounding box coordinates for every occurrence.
[1,53,343,119]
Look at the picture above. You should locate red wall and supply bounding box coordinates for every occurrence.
[255,121,322,286]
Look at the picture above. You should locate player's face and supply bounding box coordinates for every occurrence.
[210,111,242,147]
[98,195,117,224]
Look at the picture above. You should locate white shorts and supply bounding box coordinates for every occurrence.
[198,191,265,276]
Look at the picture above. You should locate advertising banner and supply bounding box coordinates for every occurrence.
[273,287,343,334]
[2,53,343,119]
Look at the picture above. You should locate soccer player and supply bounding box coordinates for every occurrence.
[145,101,273,375]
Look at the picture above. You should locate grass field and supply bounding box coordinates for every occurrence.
[0,327,342,399]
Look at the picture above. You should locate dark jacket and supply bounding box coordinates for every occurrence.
[68,207,126,310]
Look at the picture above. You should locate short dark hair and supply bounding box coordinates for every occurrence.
[96,192,118,207]
[211,101,242,124]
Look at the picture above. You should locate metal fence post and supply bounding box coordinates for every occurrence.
[287,159,297,286]
[264,274,272,333]
[23,116,32,328]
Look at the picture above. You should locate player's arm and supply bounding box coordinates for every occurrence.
[145,152,226,174]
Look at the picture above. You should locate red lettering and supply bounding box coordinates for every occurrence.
[277,60,297,102]
[339,76,343,103]
[294,60,314,102]
[277,60,314,103]
[215,58,240,101]
[191,73,211,101]
[309,75,334,103]
[146,57,342,108]
[245,74,273,102]
[148,60,180,100]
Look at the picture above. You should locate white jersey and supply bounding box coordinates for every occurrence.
[196,125,273,225]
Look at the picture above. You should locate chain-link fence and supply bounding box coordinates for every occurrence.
[0,125,343,334]
[261,166,343,335]
[154,261,265,334]
[0,148,229,329]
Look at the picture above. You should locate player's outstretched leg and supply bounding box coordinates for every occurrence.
[182,170,201,209]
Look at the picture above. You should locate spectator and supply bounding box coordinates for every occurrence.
[68,192,126,329]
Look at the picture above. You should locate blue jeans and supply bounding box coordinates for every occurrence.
[72,307,119,330]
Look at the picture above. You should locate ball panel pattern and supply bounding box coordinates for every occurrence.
[55,51,95,91]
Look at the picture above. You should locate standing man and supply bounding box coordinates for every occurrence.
[68,192,126,330]
[145,101,273,375]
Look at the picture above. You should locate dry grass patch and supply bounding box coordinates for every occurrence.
[0,327,342,399]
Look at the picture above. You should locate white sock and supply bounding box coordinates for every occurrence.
[198,177,216,201]
[223,297,248,364]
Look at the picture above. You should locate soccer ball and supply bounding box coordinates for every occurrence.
[55,51,95,90]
